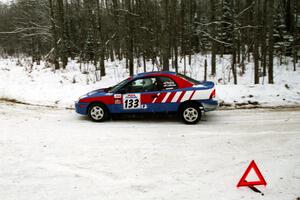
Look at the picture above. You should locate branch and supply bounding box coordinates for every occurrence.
[105,32,117,46]
[197,29,232,46]
[44,38,61,59]
[233,25,261,32]
[20,32,51,38]
[194,21,232,27]
[236,1,255,18]
[0,26,50,34]
[114,8,140,17]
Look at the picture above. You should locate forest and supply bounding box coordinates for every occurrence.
[0,0,299,84]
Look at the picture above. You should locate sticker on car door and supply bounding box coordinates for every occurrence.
[123,93,141,109]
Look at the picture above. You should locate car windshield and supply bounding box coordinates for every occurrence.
[108,78,131,93]
[177,73,201,84]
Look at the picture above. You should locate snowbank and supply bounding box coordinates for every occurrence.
[0,55,299,108]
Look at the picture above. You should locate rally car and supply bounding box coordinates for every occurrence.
[75,71,218,124]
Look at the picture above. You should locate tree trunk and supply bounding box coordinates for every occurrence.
[204,59,207,81]
[254,0,260,84]
[143,54,146,72]
[162,0,170,71]
[128,37,134,76]
[48,0,59,70]
[171,0,178,73]
[57,0,68,68]
[126,0,134,76]
[232,52,237,84]
[110,45,114,62]
[96,0,106,77]
[174,46,178,73]
[268,0,274,84]
[210,0,216,75]
[100,49,105,77]
[254,39,259,84]
[241,44,246,74]
[184,56,186,75]
[262,0,267,76]
[293,0,297,71]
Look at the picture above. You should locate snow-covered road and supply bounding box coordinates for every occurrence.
[0,102,299,200]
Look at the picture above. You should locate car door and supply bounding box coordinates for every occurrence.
[112,77,160,113]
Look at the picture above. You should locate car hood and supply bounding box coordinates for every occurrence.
[80,88,110,99]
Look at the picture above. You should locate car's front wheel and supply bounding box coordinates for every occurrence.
[180,103,202,124]
[88,103,109,122]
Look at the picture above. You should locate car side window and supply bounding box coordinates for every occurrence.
[120,77,158,93]
[157,76,177,91]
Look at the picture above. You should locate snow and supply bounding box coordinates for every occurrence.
[0,102,299,200]
[0,55,299,108]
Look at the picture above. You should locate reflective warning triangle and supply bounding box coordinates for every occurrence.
[237,160,267,187]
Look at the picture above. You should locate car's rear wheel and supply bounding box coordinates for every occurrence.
[180,103,201,124]
[88,103,109,122]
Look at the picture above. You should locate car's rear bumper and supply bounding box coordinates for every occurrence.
[75,101,89,115]
[200,99,218,112]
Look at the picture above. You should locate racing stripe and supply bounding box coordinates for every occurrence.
[189,90,196,100]
[171,91,182,102]
[161,92,171,103]
[191,90,200,100]
[155,92,167,103]
[166,92,176,103]
[177,91,186,102]
[152,93,160,103]
[180,90,193,102]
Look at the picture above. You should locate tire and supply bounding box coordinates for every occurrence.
[180,103,202,124]
[88,103,109,122]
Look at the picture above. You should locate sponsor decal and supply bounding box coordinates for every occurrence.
[114,99,122,104]
[123,93,141,109]
[114,94,122,98]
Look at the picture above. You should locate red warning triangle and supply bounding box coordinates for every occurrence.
[237,160,267,187]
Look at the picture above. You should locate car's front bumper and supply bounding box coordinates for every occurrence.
[200,99,218,112]
[75,101,89,115]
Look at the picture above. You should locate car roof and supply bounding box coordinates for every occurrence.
[135,71,176,78]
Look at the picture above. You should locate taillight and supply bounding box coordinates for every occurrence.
[209,89,216,99]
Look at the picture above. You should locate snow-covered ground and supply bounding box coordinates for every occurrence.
[0,55,299,108]
[0,102,299,200]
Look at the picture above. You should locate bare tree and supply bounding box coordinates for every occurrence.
[48,0,59,69]
[268,0,274,84]
[57,0,68,68]
[210,0,216,76]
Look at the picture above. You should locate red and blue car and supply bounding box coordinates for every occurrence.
[75,71,218,124]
